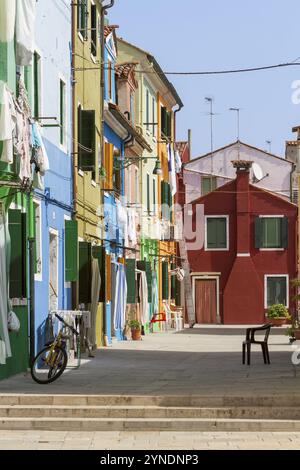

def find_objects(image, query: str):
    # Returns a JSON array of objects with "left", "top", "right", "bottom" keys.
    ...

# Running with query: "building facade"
[{"left": 186, "top": 161, "right": 298, "bottom": 325}]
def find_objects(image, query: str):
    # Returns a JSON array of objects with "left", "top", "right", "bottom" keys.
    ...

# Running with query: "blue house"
[{"left": 32, "top": 2, "right": 73, "bottom": 351}]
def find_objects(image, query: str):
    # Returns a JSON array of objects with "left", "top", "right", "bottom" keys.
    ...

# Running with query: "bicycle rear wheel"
[{"left": 30, "top": 345, "right": 68, "bottom": 384}]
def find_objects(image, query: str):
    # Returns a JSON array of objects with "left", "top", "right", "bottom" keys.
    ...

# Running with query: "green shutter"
[
  {"left": 162, "top": 261, "right": 169, "bottom": 300},
  {"left": 255, "top": 217, "right": 262, "bottom": 249},
  {"left": 21, "top": 213, "right": 27, "bottom": 298},
  {"left": 126, "top": 259, "right": 136, "bottom": 304},
  {"left": 8, "top": 210, "right": 23, "bottom": 298},
  {"left": 79, "top": 242, "right": 91, "bottom": 304},
  {"left": 207, "top": 218, "right": 226, "bottom": 249},
  {"left": 65, "top": 220, "right": 78, "bottom": 282},
  {"left": 166, "top": 111, "right": 172, "bottom": 139},
  {"left": 78, "top": 110, "right": 95, "bottom": 172},
  {"left": 161, "top": 181, "right": 170, "bottom": 220},
  {"left": 145, "top": 261, "right": 152, "bottom": 303},
  {"left": 282, "top": 217, "right": 289, "bottom": 248},
  {"left": 92, "top": 245, "right": 105, "bottom": 302},
  {"left": 171, "top": 263, "right": 176, "bottom": 300}
]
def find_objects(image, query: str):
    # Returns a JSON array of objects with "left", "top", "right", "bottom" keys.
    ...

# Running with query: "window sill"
[
  {"left": 78, "top": 169, "right": 84, "bottom": 177},
  {"left": 259, "top": 248, "right": 285, "bottom": 251},
  {"left": 91, "top": 180, "right": 97, "bottom": 187},
  {"left": 90, "top": 54, "right": 97, "bottom": 64},
  {"left": 204, "top": 248, "right": 230, "bottom": 252},
  {"left": 77, "top": 31, "right": 84, "bottom": 44}
]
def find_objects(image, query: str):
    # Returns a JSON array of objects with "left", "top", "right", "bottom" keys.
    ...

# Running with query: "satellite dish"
[{"left": 252, "top": 162, "right": 264, "bottom": 182}]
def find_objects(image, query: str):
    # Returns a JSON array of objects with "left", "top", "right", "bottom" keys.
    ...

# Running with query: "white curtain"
[
  {"left": 0, "top": 0, "right": 16, "bottom": 43},
  {"left": 139, "top": 271, "right": 148, "bottom": 326},
  {"left": 0, "top": 212, "right": 12, "bottom": 363},
  {"left": 90, "top": 258, "right": 101, "bottom": 348}
]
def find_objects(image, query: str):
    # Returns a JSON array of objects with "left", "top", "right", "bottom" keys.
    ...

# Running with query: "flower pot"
[
  {"left": 267, "top": 317, "right": 288, "bottom": 327},
  {"left": 131, "top": 328, "right": 141, "bottom": 341}
]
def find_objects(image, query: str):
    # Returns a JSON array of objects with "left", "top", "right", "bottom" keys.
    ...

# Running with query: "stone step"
[
  {"left": 1, "top": 394, "right": 299, "bottom": 407},
  {"left": 0, "top": 417, "right": 300, "bottom": 432},
  {"left": 0, "top": 405, "right": 300, "bottom": 420}
]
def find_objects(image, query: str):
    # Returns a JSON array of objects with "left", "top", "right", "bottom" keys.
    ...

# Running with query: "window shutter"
[
  {"left": 161, "top": 106, "right": 167, "bottom": 138},
  {"left": 166, "top": 111, "right": 172, "bottom": 139},
  {"left": 162, "top": 261, "right": 169, "bottom": 300},
  {"left": 145, "top": 261, "right": 152, "bottom": 303},
  {"left": 8, "top": 210, "right": 24, "bottom": 298},
  {"left": 161, "top": 181, "right": 170, "bottom": 220},
  {"left": 21, "top": 212, "right": 27, "bottom": 297},
  {"left": 281, "top": 217, "right": 289, "bottom": 248},
  {"left": 217, "top": 218, "right": 227, "bottom": 248},
  {"left": 65, "top": 220, "right": 78, "bottom": 282},
  {"left": 79, "top": 110, "right": 95, "bottom": 172},
  {"left": 79, "top": 242, "right": 91, "bottom": 304},
  {"left": 126, "top": 259, "right": 136, "bottom": 304},
  {"left": 255, "top": 217, "right": 262, "bottom": 249},
  {"left": 92, "top": 245, "right": 105, "bottom": 302},
  {"left": 105, "top": 143, "right": 114, "bottom": 190},
  {"left": 171, "top": 263, "right": 176, "bottom": 300}
]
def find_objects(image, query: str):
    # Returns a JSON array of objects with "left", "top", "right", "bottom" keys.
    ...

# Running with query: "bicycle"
[{"left": 31, "top": 313, "right": 80, "bottom": 384}]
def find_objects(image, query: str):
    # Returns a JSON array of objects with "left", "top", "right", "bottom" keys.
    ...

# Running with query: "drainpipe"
[{"left": 173, "top": 103, "right": 183, "bottom": 145}]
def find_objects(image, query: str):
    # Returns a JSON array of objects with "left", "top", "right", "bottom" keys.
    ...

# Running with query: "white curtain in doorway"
[
  {"left": 139, "top": 271, "right": 148, "bottom": 326},
  {"left": 0, "top": 212, "right": 12, "bottom": 363},
  {"left": 90, "top": 258, "right": 101, "bottom": 348},
  {"left": 113, "top": 264, "right": 127, "bottom": 333}
]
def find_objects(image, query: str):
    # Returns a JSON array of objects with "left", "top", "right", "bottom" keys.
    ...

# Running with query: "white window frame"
[
  {"left": 258, "top": 215, "right": 285, "bottom": 251},
  {"left": 205, "top": 215, "right": 229, "bottom": 251},
  {"left": 264, "top": 274, "right": 289, "bottom": 309},
  {"left": 34, "top": 199, "right": 43, "bottom": 282},
  {"left": 59, "top": 75, "right": 67, "bottom": 152}
]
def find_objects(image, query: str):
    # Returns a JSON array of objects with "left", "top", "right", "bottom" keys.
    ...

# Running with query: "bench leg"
[
  {"left": 261, "top": 344, "right": 267, "bottom": 364},
  {"left": 242, "top": 343, "right": 246, "bottom": 364},
  {"left": 265, "top": 344, "right": 270, "bottom": 364}
]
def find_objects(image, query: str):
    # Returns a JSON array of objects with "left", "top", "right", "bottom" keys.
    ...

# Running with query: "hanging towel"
[
  {"left": 113, "top": 264, "right": 127, "bottom": 339},
  {"left": 175, "top": 150, "right": 182, "bottom": 173},
  {"left": 139, "top": 271, "right": 148, "bottom": 326},
  {"left": 0, "top": 0, "right": 16, "bottom": 43},
  {"left": 0, "top": 340, "right": 6, "bottom": 365},
  {"left": 127, "top": 209, "right": 137, "bottom": 245},
  {"left": 168, "top": 144, "right": 177, "bottom": 197},
  {"left": 15, "top": 0, "right": 36, "bottom": 66},
  {"left": 31, "top": 122, "right": 50, "bottom": 174}
]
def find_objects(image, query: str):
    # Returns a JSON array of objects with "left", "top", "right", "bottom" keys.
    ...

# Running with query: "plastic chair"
[{"left": 242, "top": 323, "right": 272, "bottom": 365}]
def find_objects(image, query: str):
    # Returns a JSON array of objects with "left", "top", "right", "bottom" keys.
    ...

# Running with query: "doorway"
[
  {"left": 49, "top": 230, "right": 59, "bottom": 313},
  {"left": 193, "top": 277, "right": 219, "bottom": 324}
]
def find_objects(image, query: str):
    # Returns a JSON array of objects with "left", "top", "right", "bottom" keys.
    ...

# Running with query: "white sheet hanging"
[
  {"left": 168, "top": 144, "right": 177, "bottom": 197},
  {"left": 90, "top": 259, "right": 101, "bottom": 347},
  {"left": 0, "top": 0, "right": 16, "bottom": 43},
  {"left": 15, "top": 0, "right": 36, "bottom": 66},
  {"left": 0, "top": 81, "right": 16, "bottom": 164},
  {"left": 139, "top": 271, "right": 148, "bottom": 326},
  {"left": 0, "top": 213, "right": 12, "bottom": 362}
]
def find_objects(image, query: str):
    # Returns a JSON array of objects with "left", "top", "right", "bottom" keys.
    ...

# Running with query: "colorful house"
[
  {"left": 32, "top": 0, "right": 73, "bottom": 354},
  {"left": 72, "top": 0, "right": 105, "bottom": 348},
  {"left": 117, "top": 37, "right": 183, "bottom": 330},
  {"left": 186, "top": 160, "right": 298, "bottom": 325}
]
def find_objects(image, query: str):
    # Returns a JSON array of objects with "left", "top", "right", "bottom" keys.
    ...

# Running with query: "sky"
[{"left": 110, "top": 0, "right": 300, "bottom": 159}]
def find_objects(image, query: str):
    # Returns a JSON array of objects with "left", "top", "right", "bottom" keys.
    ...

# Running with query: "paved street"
[
  {"left": 0, "top": 326, "right": 299, "bottom": 396},
  {"left": 1, "top": 430, "right": 300, "bottom": 450}
]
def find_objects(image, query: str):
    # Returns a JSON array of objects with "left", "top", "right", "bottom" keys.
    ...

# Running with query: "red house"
[{"left": 187, "top": 160, "right": 298, "bottom": 324}]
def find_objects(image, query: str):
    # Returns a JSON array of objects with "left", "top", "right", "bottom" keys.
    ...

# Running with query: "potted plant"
[
  {"left": 128, "top": 320, "right": 142, "bottom": 341},
  {"left": 266, "top": 304, "right": 290, "bottom": 327}
]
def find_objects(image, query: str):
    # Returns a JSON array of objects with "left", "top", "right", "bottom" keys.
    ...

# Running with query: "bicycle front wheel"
[{"left": 30, "top": 345, "right": 68, "bottom": 384}]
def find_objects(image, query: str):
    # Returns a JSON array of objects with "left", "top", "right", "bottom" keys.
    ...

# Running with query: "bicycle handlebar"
[{"left": 55, "top": 314, "right": 79, "bottom": 336}]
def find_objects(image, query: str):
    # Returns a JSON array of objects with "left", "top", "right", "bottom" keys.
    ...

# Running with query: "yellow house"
[{"left": 72, "top": 0, "right": 104, "bottom": 347}]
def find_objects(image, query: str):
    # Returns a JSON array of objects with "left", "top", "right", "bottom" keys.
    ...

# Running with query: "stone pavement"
[
  {"left": 0, "top": 326, "right": 299, "bottom": 396},
  {"left": 1, "top": 430, "right": 300, "bottom": 450}
]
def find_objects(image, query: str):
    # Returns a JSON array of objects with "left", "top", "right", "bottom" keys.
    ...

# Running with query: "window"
[
  {"left": 34, "top": 201, "right": 42, "bottom": 280},
  {"left": 77, "top": 107, "right": 96, "bottom": 176},
  {"left": 265, "top": 275, "right": 288, "bottom": 308},
  {"left": 161, "top": 106, "right": 171, "bottom": 139},
  {"left": 65, "top": 220, "right": 78, "bottom": 282},
  {"left": 147, "top": 173, "right": 150, "bottom": 213},
  {"left": 91, "top": 4, "right": 97, "bottom": 57},
  {"left": 153, "top": 178, "right": 156, "bottom": 214},
  {"left": 146, "top": 90, "right": 150, "bottom": 131},
  {"left": 255, "top": 216, "right": 288, "bottom": 249},
  {"left": 202, "top": 176, "right": 217, "bottom": 196},
  {"left": 205, "top": 216, "right": 228, "bottom": 250},
  {"left": 33, "top": 51, "right": 41, "bottom": 119},
  {"left": 77, "top": 0, "right": 88, "bottom": 39},
  {"left": 152, "top": 97, "right": 155, "bottom": 136},
  {"left": 59, "top": 79, "right": 66, "bottom": 147}
]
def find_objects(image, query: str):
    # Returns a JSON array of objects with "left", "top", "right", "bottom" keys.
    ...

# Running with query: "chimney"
[
  {"left": 223, "top": 159, "right": 264, "bottom": 324},
  {"left": 232, "top": 160, "right": 253, "bottom": 255}
]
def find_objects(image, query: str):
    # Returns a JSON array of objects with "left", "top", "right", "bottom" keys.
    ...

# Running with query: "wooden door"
[{"left": 195, "top": 279, "right": 217, "bottom": 324}]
